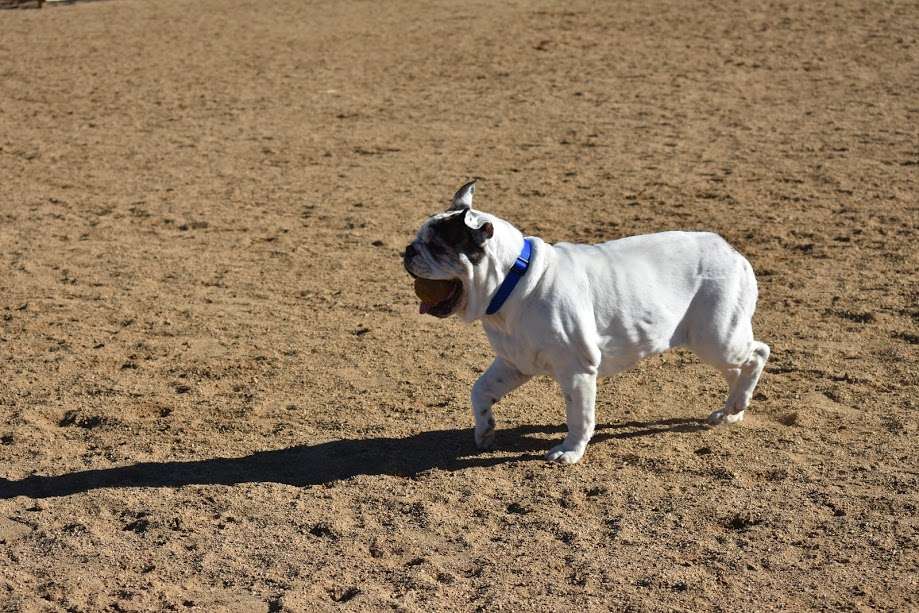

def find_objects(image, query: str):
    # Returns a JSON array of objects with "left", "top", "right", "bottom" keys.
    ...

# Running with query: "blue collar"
[{"left": 485, "top": 238, "right": 533, "bottom": 315}]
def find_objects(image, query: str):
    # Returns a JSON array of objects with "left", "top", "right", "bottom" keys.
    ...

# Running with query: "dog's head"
[{"left": 403, "top": 181, "right": 524, "bottom": 321}]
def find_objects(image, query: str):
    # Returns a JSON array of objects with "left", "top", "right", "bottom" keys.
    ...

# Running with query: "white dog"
[{"left": 403, "top": 181, "right": 770, "bottom": 464}]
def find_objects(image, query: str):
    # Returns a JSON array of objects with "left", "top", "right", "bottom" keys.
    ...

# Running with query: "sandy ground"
[{"left": 1, "top": 0, "right": 917, "bottom": 610}]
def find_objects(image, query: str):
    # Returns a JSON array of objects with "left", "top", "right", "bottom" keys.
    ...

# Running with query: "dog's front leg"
[
  {"left": 471, "top": 358, "right": 531, "bottom": 450},
  {"left": 546, "top": 371, "right": 597, "bottom": 464}
]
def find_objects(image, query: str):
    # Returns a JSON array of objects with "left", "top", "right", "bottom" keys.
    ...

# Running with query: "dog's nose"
[{"left": 403, "top": 243, "right": 419, "bottom": 275}]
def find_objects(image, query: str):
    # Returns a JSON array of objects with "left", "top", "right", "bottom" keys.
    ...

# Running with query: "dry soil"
[{"left": 1, "top": 1, "right": 917, "bottom": 611}]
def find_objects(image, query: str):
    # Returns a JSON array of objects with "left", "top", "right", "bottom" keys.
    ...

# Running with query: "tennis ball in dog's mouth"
[{"left": 414, "top": 278, "right": 457, "bottom": 305}]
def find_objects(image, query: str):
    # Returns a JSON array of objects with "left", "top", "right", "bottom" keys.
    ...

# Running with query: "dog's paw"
[
  {"left": 707, "top": 409, "right": 745, "bottom": 426},
  {"left": 474, "top": 425, "right": 496, "bottom": 450},
  {"left": 545, "top": 444, "right": 585, "bottom": 464}
]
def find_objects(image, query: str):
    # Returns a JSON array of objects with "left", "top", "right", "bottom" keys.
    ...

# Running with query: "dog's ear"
[
  {"left": 464, "top": 209, "right": 494, "bottom": 242},
  {"left": 449, "top": 180, "right": 476, "bottom": 211}
]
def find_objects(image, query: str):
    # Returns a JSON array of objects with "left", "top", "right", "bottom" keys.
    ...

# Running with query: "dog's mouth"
[{"left": 419, "top": 279, "right": 464, "bottom": 318}]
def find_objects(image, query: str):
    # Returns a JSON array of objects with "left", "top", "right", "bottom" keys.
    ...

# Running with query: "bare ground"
[{"left": 1, "top": 0, "right": 917, "bottom": 610}]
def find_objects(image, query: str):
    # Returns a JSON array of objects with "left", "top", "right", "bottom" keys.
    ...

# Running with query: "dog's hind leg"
[
  {"left": 707, "top": 341, "right": 770, "bottom": 425},
  {"left": 685, "top": 257, "right": 769, "bottom": 425},
  {"left": 471, "top": 358, "right": 531, "bottom": 450}
]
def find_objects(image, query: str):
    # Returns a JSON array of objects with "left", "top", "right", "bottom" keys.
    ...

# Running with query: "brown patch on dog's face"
[
  {"left": 427, "top": 210, "right": 488, "bottom": 265},
  {"left": 403, "top": 210, "right": 492, "bottom": 279}
]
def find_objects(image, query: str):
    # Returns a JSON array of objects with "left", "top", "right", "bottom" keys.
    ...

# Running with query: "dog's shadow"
[{"left": 0, "top": 418, "right": 706, "bottom": 499}]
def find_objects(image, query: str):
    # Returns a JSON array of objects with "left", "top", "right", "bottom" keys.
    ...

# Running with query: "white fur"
[{"left": 451, "top": 213, "right": 767, "bottom": 464}]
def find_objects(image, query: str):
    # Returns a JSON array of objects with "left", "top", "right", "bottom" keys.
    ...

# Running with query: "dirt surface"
[{"left": 1, "top": 0, "right": 917, "bottom": 610}]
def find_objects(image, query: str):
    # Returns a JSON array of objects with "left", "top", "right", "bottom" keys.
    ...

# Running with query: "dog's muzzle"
[{"left": 403, "top": 243, "right": 419, "bottom": 277}]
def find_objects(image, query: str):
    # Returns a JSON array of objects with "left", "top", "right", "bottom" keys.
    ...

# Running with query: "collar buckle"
[{"left": 512, "top": 254, "right": 530, "bottom": 273}]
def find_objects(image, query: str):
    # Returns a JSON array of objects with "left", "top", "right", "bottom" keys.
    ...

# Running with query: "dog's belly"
[
  {"left": 486, "top": 326, "right": 674, "bottom": 378},
  {"left": 593, "top": 301, "right": 695, "bottom": 376},
  {"left": 593, "top": 311, "right": 686, "bottom": 376},
  {"left": 487, "top": 332, "right": 673, "bottom": 379},
  {"left": 596, "top": 339, "right": 666, "bottom": 377}
]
